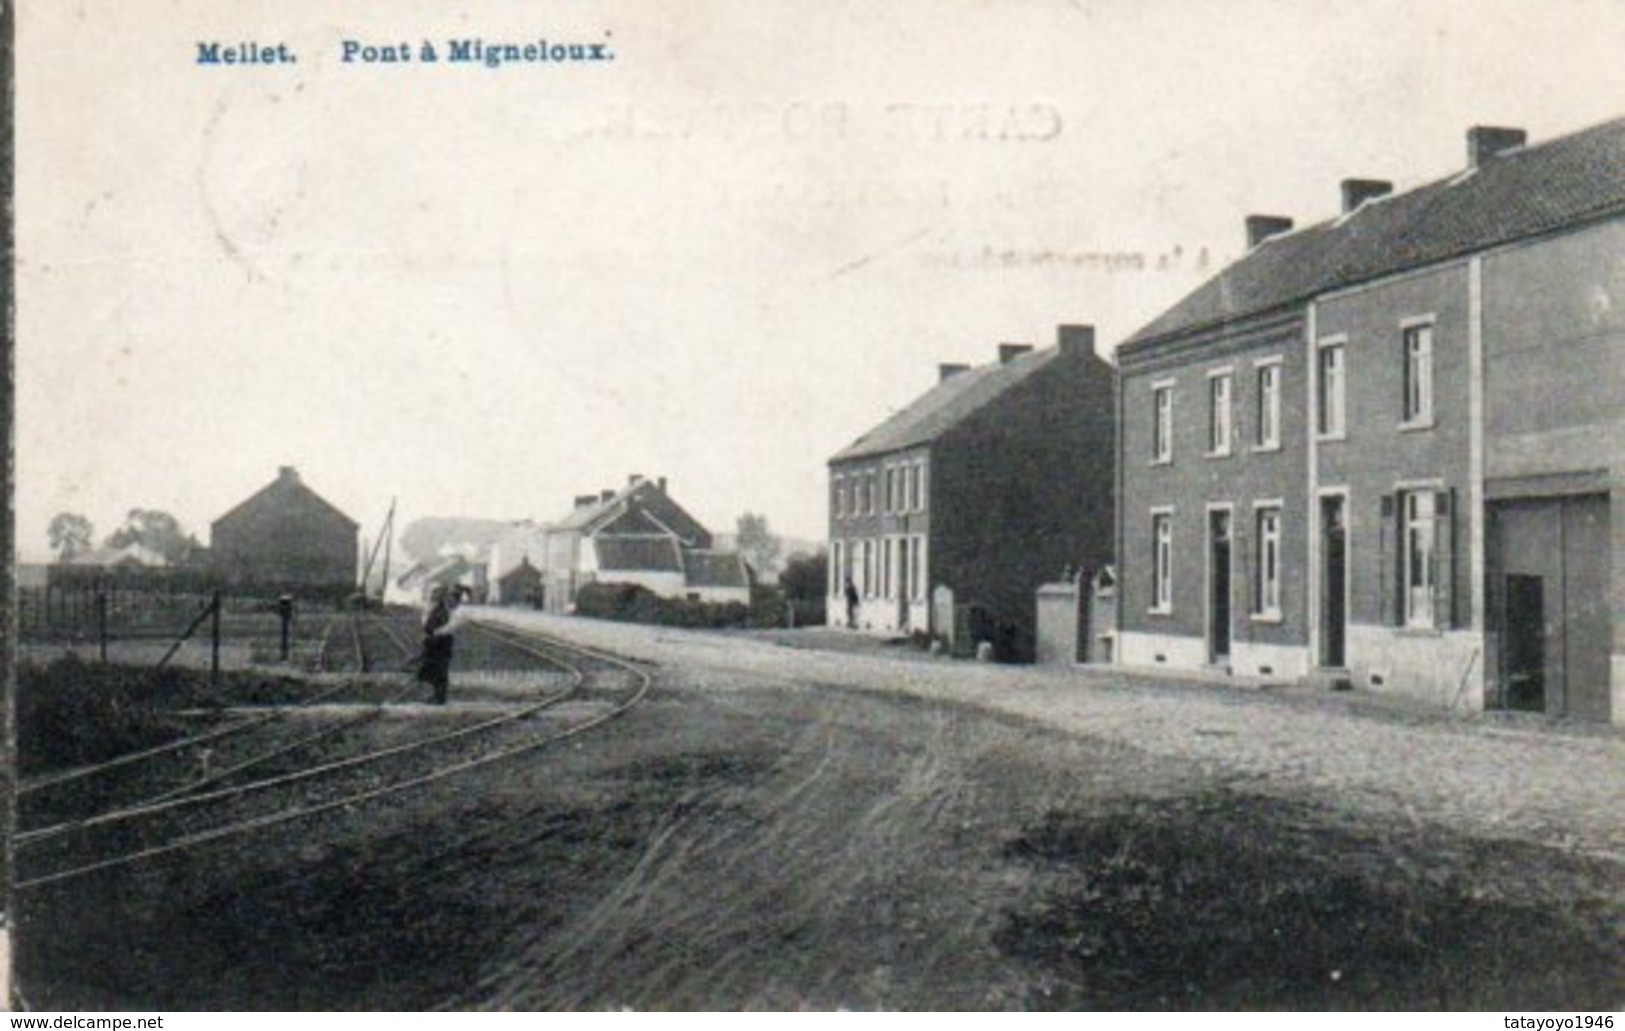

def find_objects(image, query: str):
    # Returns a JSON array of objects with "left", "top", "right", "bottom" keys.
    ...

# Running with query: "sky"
[{"left": 15, "top": 0, "right": 1625, "bottom": 560}]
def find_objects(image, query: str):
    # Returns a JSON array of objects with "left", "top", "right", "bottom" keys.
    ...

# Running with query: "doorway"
[
  {"left": 1208, "top": 510, "right": 1232, "bottom": 665},
  {"left": 1320, "top": 495, "right": 1347, "bottom": 668},
  {"left": 1503, "top": 574, "right": 1545, "bottom": 711}
]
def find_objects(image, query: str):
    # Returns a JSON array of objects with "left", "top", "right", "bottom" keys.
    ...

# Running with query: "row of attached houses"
[{"left": 829, "top": 117, "right": 1625, "bottom": 724}]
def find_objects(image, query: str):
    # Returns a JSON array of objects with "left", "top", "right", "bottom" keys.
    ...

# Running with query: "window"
[
  {"left": 1151, "top": 511, "right": 1173, "bottom": 612},
  {"left": 1317, "top": 341, "right": 1345, "bottom": 438},
  {"left": 1254, "top": 507, "right": 1281, "bottom": 616},
  {"left": 1402, "top": 322, "right": 1434, "bottom": 425},
  {"left": 834, "top": 476, "right": 846, "bottom": 517},
  {"left": 917, "top": 462, "right": 928, "bottom": 510},
  {"left": 908, "top": 463, "right": 920, "bottom": 511},
  {"left": 862, "top": 540, "right": 875, "bottom": 598},
  {"left": 910, "top": 536, "right": 924, "bottom": 600},
  {"left": 866, "top": 474, "right": 876, "bottom": 514},
  {"left": 1152, "top": 383, "right": 1173, "bottom": 462},
  {"left": 1255, "top": 361, "right": 1281, "bottom": 449},
  {"left": 880, "top": 539, "right": 891, "bottom": 598},
  {"left": 830, "top": 541, "right": 843, "bottom": 595},
  {"left": 1207, "top": 372, "right": 1232, "bottom": 455},
  {"left": 1402, "top": 491, "right": 1436, "bottom": 627}
]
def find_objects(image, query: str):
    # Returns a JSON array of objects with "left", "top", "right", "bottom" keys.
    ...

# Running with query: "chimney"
[
  {"left": 657, "top": 476, "right": 668, "bottom": 493},
  {"left": 574, "top": 494, "right": 598, "bottom": 509},
  {"left": 1340, "top": 178, "right": 1393, "bottom": 213},
  {"left": 998, "top": 343, "right": 1034, "bottom": 365},
  {"left": 1467, "top": 125, "right": 1526, "bottom": 168},
  {"left": 277, "top": 465, "right": 301, "bottom": 484},
  {"left": 1057, "top": 324, "right": 1095, "bottom": 360},
  {"left": 938, "top": 363, "right": 971, "bottom": 382},
  {"left": 628, "top": 474, "right": 644, "bottom": 487},
  {"left": 600, "top": 489, "right": 615, "bottom": 503},
  {"left": 1245, "top": 215, "right": 1294, "bottom": 248}
]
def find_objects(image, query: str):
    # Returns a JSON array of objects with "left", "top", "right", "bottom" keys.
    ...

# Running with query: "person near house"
[
  {"left": 844, "top": 576, "right": 860, "bottom": 629},
  {"left": 418, "top": 584, "right": 469, "bottom": 705}
]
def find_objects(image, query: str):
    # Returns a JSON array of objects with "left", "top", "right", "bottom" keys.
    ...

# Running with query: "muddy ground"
[{"left": 16, "top": 643, "right": 1624, "bottom": 1012}]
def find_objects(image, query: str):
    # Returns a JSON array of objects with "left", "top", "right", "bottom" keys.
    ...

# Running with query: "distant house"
[
  {"left": 827, "top": 325, "right": 1117, "bottom": 659},
  {"left": 210, "top": 466, "right": 360, "bottom": 599},
  {"left": 495, "top": 557, "right": 545, "bottom": 608},
  {"left": 542, "top": 475, "right": 750, "bottom": 611},
  {"left": 396, "top": 553, "right": 487, "bottom": 605},
  {"left": 484, "top": 520, "right": 548, "bottom": 605}
]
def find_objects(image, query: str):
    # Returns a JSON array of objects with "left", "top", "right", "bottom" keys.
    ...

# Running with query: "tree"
[
  {"left": 780, "top": 549, "right": 828, "bottom": 604},
  {"left": 105, "top": 508, "right": 194, "bottom": 565},
  {"left": 47, "top": 512, "right": 94, "bottom": 561},
  {"left": 734, "top": 512, "right": 783, "bottom": 578}
]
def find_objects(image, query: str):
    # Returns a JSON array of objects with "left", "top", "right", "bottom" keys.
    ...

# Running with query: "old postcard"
[{"left": 8, "top": 0, "right": 1624, "bottom": 1014}]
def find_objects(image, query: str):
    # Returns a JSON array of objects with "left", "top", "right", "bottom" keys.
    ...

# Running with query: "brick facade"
[
  {"left": 210, "top": 467, "right": 359, "bottom": 597},
  {"left": 829, "top": 325, "right": 1115, "bottom": 660}
]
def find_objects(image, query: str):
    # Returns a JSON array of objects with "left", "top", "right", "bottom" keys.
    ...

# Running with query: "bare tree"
[{"left": 735, "top": 512, "right": 783, "bottom": 577}]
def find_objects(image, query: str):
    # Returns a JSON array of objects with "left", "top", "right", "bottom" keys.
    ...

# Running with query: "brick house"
[
  {"left": 210, "top": 466, "right": 359, "bottom": 598},
  {"left": 826, "top": 325, "right": 1116, "bottom": 659},
  {"left": 1117, "top": 118, "right": 1625, "bottom": 723}
]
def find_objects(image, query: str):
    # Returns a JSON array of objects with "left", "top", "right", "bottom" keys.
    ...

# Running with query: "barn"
[{"left": 210, "top": 466, "right": 360, "bottom": 599}]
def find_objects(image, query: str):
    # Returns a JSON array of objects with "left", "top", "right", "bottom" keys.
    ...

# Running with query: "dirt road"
[{"left": 16, "top": 614, "right": 1625, "bottom": 1009}]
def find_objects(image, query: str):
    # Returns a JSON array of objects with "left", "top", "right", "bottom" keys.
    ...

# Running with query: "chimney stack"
[
  {"left": 998, "top": 343, "right": 1034, "bottom": 365},
  {"left": 1340, "top": 178, "right": 1393, "bottom": 213},
  {"left": 628, "top": 474, "right": 644, "bottom": 487},
  {"left": 1467, "top": 126, "right": 1526, "bottom": 168},
  {"left": 938, "top": 363, "right": 971, "bottom": 382},
  {"left": 1245, "top": 215, "right": 1295, "bottom": 248},
  {"left": 277, "top": 465, "right": 300, "bottom": 484},
  {"left": 574, "top": 494, "right": 598, "bottom": 509},
  {"left": 600, "top": 489, "right": 615, "bottom": 503},
  {"left": 657, "top": 476, "right": 668, "bottom": 493},
  {"left": 1057, "top": 324, "right": 1095, "bottom": 360}
]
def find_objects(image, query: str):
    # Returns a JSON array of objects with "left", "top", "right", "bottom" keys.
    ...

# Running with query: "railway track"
[
  {"left": 15, "top": 620, "right": 653, "bottom": 891},
  {"left": 17, "top": 613, "right": 426, "bottom": 822}
]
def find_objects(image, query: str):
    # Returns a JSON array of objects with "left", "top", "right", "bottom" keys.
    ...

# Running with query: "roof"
[
  {"left": 830, "top": 348, "right": 1058, "bottom": 463},
  {"left": 213, "top": 468, "right": 359, "bottom": 531},
  {"left": 682, "top": 550, "right": 750, "bottom": 589},
  {"left": 1125, "top": 116, "right": 1625, "bottom": 349},
  {"left": 595, "top": 536, "right": 684, "bottom": 572}
]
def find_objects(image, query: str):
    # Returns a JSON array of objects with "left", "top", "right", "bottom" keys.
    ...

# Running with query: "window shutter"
[
  {"left": 1378, "top": 494, "right": 1397, "bottom": 626},
  {"left": 1435, "top": 488, "right": 1456, "bottom": 630}
]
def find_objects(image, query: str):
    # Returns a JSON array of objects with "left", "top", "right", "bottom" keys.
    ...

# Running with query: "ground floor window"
[
  {"left": 1151, "top": 511, "right": 1173, "bottom": 612},
  {"left": 910, "top": 536, "right": 925, "bottom": 601},
  {"left": 1254, "top": 506, "right": 1281, "bottom": 616},
  {"left": 1402, "top": 490, "right": 1436, "bottom": 627}
]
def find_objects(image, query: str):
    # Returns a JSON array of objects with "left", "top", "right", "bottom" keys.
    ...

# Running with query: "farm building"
[
  {"left": 1116, "top": 118, "right": 1625, "bottom": 723},
  {"left": 210, "top": 466, "right": 360, "bottom": 599},
  {"left": 541, "top": 475, "right": 750, "bottom": 611},
  {"left": 826, "top": 325, "right": 1117, "bottom": 660}
]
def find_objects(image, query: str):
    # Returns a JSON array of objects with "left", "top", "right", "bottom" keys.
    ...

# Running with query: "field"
[{"left": 13, "top": 613, "right": 1625, "bottom": 1010}]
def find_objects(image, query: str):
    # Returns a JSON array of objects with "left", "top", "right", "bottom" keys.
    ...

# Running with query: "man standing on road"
[
  {"left": 844, "top": 576, "right": 860, "bottom": 630},
  {"left": 418, "top": 584, "right": 469, "bottom": 705}
]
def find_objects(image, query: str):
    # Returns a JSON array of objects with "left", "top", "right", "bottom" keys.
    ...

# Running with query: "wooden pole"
[
  {"left": 96, "top": 582, "right": 108, "bottom": 663},
  {"left": 210, "top": 590, "right": 222, "bottom": 684}
]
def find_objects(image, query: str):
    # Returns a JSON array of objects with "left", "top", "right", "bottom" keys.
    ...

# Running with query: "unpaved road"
[{"left": 16, "top": 614, "right": 1625, "bottom": 1010}]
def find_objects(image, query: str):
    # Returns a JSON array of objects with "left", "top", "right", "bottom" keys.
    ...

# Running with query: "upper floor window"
[
  {"left": 1402, "top": 322, "right": 1434, "bottom": 426},
  {"left": 1152, "top": 383, "right": 1174, "bottom": 463},
  {"left": 1206, "top": 371, "right": 1232, "bottom": 456},
  {"left": 833, "top": 476, "right": 846, "bottom": 517},
  {"left": 1255, "top": 360, "right": 1281, "bottom": 450},
  {"left": 1317, "top": 340, "right": 1346, "bottom": 439}
]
